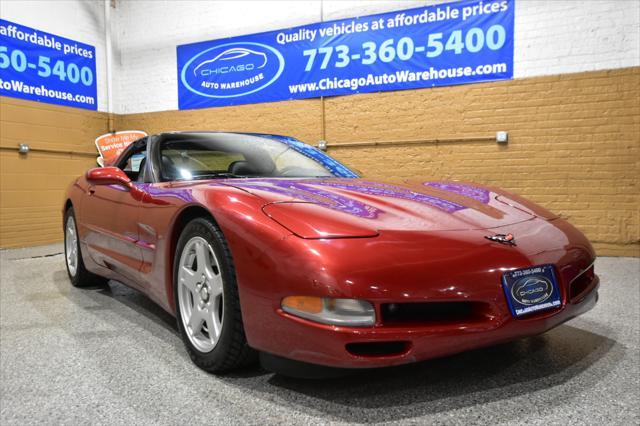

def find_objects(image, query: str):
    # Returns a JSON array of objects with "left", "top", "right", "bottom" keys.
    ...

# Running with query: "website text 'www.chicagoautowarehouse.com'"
[
  {"left": 288, "top": 62, "right": 508, "bottom": 94},
  {"left": 0, "top": 78, "right": 95, "bottom": 105}
]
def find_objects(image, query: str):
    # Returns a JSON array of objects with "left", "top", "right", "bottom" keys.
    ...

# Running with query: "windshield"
[{"left": 159, "top": 133, "right": 358, "bottom": 181}]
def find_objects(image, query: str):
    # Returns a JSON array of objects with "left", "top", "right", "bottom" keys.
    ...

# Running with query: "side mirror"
[
  {"left": 86, "top": 167, "right": 132, "bottom": 187},
  {"left": 86, "top": 167, "right": 147, "bottom": 201}
]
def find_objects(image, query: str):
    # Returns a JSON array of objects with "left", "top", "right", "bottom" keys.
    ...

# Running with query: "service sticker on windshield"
[{"left": 502, "top": 264, "right": 562, "bottom": 318}]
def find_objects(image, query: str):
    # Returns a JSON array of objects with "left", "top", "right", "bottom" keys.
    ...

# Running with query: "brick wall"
[
  {"left": 0, "top": 97, "right": 109, "bottom": 247},
  {"left": 1, "top": 67, "right": 637, "bottom": 254},
  {"left": 113, "top": 67, "right": 640, "bottom": 257}
]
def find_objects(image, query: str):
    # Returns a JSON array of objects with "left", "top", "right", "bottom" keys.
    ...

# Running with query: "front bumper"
[
  {"left": 237, "top": 217, "right": 599, "bottom": 368},
  {"left": 267, "top": 278, "right": 598, "bottom": 368}
]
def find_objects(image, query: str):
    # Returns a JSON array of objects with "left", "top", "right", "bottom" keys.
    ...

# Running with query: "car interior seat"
[{"left": 228, "top": 160, "right": 259, "bottom": 176}]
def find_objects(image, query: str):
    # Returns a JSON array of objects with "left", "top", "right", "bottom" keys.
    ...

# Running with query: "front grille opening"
[
  {"left": 380, "top": 301, "right": 490, "bottom": 325},
  {"left": 570, "top": 265, "right": 595, "bottom": 301},
  {"left": 346, "top": 341, "right": 410, "bottom": 357}
]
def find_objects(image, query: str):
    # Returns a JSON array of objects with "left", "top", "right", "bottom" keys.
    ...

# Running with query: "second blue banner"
[{"left": 177, "top": 0, "right": 514, "bottom": 110}]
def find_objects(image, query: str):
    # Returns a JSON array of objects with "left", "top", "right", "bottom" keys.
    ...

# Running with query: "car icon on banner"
[{"left": 193, "top": 47, "right": 267, "bottom": 77}]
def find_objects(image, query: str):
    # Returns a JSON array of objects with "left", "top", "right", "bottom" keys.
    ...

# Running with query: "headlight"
[{"left": 281, "top": 296, "right": 375, "bottom": 327}]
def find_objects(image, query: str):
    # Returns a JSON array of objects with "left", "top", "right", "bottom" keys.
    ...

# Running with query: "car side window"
[
  {"left": 123, "top": 153, "right": 146, "bottom": 181},
  {"left": 117, "top": 143, "right": 147, "bottom": 181}
]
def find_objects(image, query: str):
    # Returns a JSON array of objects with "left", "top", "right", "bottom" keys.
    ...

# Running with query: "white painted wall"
[
  {"left": 0, "top": 0, "right": 111, "bottom": 112},
  {"left": 112, "top": 0, "right": 640, "bottom": 114},
  {"left": 514, "top": 0, "right": 640, "bottom": 77},
  {"left": 2, "top": 0, "right": 639, "bottom": 114},
  {"left": 111, "top": 0, "right": 323, "bottom": 114}
]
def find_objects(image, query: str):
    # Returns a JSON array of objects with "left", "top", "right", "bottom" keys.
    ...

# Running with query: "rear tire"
[
  {"left": 64, "top": 207, "right": 108, "bottom": 288},
  {"left": 174, "top": 217, "right": 256, "bottom": 373}
]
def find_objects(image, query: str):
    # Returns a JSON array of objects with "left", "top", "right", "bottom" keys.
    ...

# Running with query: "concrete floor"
[{"left": 1, "top": 244, "right": 638, "bottom": 425}]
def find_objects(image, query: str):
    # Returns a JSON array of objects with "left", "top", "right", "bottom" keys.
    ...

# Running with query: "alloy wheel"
[
  {"left": 65, "top": 215, "right": 78, "bottom": 277},
  {"left": 178, "top": 236, "right": 224, "bottom": 353}
]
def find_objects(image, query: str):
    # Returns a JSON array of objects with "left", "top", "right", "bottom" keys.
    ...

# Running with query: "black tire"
[
  {"left": 174, "top": 217, "right": 256, "bottom": 373},
  {"left": 63, "top": 207, "right": 108, "bottom": 288}
]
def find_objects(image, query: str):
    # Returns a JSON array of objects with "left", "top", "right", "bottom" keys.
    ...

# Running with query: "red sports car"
[{"left": 62, "top": 132, "right": 599, "bottom": 374}]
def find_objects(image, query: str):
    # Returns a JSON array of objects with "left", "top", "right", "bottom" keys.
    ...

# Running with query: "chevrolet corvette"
[{"left": 62, "top": 132, "right": 599, "bottom": 374}]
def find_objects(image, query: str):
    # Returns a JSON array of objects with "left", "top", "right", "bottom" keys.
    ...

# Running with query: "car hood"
[{"left": 222, "top": 178, "right": 541, "bottom": 236}]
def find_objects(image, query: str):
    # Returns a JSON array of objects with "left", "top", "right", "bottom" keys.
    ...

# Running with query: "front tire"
[
  {"left": 64, "top": 207, "right": 108, "bottom": 287},
  {"left": 174, "top": 217, "right": 256, "bottom": 373}
]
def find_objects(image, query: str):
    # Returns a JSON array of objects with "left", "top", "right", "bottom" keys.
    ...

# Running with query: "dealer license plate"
[{"left": 502, "top": 264, "right": 562, "bottom": 318}]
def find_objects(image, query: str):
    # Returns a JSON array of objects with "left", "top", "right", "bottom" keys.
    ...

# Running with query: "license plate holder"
[{"left": 502, "top": 264, "right": 561, "bottom": 318}]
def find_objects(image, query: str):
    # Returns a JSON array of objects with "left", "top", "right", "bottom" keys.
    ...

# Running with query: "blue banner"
[
  {"left": 177, "top": 0, "right": 514, "bottom": 110},
  {"left": 0, "top": 19, "right": 97, "bottom": 110}
]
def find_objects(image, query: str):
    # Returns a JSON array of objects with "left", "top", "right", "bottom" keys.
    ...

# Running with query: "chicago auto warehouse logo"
[
  {"left": 181, "top": 42, "right": 284, "bottom": 98},
  {"left": 511, "top": 276, "right": 554, "bottom": 306}
]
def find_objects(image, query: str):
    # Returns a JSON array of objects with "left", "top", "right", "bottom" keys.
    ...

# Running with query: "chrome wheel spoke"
[
  {"left": 188, "top": 308, "right": 205, "bottom": 335},
  {"left": 209, "top": 275, "right": 223, "bottom": 298},
  {"left": 206, "top": 302, "right": 222, "bottom": 343},
  {"left": 203, "top": 265, "right": 216, "bottom": 282},
  {"left": 180, "top": 266, "right": 199, "bottom": 293},
  {"left": 194, "top": 241, "right": 208, "bottom": 274},
  {"left": 207, "top": 312, "right": 222, "bottom": 344}
]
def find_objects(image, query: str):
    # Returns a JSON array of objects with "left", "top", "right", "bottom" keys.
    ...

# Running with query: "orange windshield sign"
[{"left": 95, "top": 131, "right": 147, "bottom": 166}]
